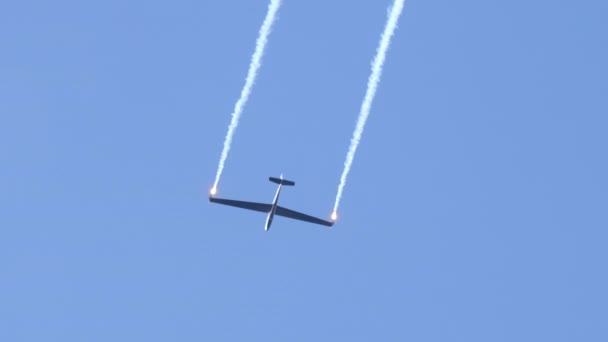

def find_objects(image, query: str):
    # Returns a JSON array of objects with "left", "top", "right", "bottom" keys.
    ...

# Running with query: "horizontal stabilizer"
[{"left": 269, "top": 176, "right": 295, "bottom": 186}]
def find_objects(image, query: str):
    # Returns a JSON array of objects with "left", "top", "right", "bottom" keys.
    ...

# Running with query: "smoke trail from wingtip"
[
  {"left": 333, "top": 0, "right": 405, "bottom": 213},
  {"left": 213, "top": 0, "right": 282, "bottom": 189}
]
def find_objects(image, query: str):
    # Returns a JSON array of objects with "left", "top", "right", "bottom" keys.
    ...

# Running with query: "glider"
[{"left": 209, "top": 175, "right": 335, "bottom": 231}]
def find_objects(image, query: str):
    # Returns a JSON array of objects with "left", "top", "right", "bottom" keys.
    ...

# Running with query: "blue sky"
[{"left": 1, "top": 0, "right": 607, "bottom": 340}]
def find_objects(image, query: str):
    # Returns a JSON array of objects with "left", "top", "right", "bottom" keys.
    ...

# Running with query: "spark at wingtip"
[
  {"left": 331, "top": 212, "right": 338, "bottom": 221},
  {"left": 210, "top": 187, "right": 217, "bottom": 196}
]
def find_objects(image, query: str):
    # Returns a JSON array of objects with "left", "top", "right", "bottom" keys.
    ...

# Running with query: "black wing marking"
[
  {"left": 209, "top": 197, "right": 272, "bottom": 213},
  {"left": 274, "top": 206, "right": 334, "bottom": 227}
]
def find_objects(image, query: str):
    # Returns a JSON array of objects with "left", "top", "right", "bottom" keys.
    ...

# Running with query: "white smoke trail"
[
  {"left": 212, "top": 0, "right": 282, "bottom": 192},
  {"left": 333, "top": 0, "right": 405, "bottom": 214}
]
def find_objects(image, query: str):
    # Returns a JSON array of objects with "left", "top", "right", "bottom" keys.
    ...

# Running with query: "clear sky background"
[{"left": 1, "top": 0, "right": 607, "bottom": 340}]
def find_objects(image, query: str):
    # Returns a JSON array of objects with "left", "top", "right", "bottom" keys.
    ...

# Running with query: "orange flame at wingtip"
[{"left": 331, "top": 211, "right": 338, "bottom": 221}]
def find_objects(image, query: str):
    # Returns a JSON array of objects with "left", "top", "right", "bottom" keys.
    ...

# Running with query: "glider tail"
[{"left": 269, "top": 176, "right": 295, "bottom": 186}]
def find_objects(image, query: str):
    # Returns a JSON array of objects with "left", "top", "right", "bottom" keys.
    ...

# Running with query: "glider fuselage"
[{"left": 265, "top": 182, "right": 283, "bottom": 231}]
